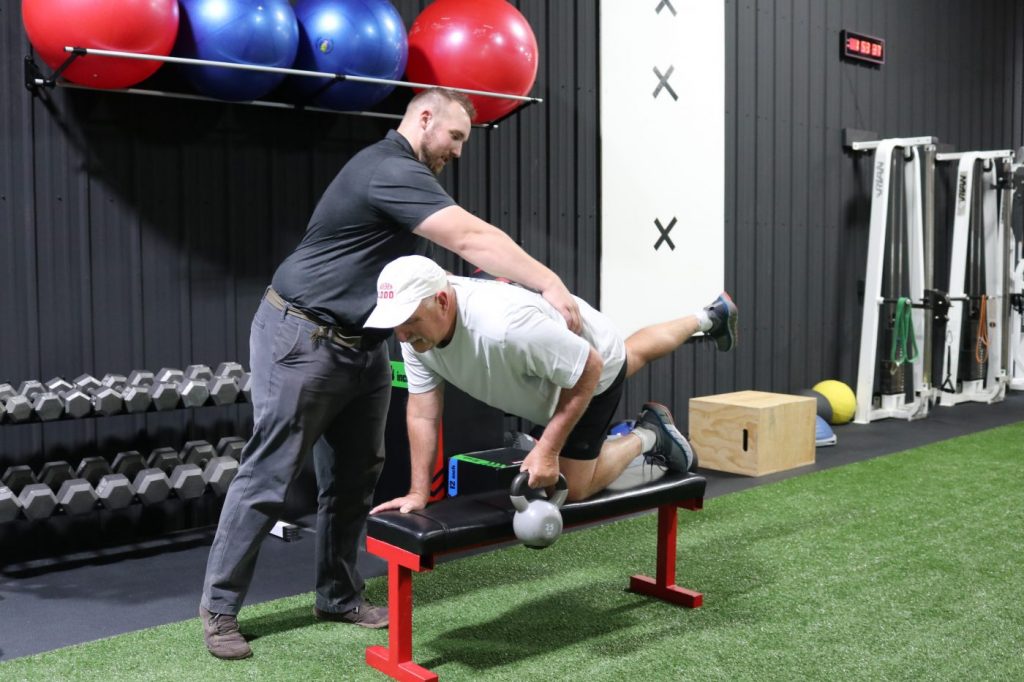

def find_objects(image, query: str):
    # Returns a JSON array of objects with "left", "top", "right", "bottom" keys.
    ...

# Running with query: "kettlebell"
[{"left": 510, "top": 472, "right": 569, "bottom": 549}]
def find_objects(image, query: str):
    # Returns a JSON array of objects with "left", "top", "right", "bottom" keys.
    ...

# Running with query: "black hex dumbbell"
[
  {"left": 216, "top": 436, "right": 246, "bottom": 461},
  {"left": 209, "top": 362, "right": 248, "bottom": 406},
  {"left": 127, "top": 370, "right": 180, "bottom": 411},
  {"left": 1, "top": 382, "right": 33, "bottom": 423},
  {"left": 155, "top": 368, "right": 209, "bottom": 408},
  {"left": 76, "top": 457, "right": 135, "bottom": 510},
  {"left": 2, "top": 465, "right": 58, "bottom": 520},
  {"left": 185, "top": 364, "right": 223, "bottom": 405},
  {"left": 39, "top": 461, "right": 98, "bottom": 515},
  {"left": 0, "top": 481, "right": 23, "bottom": 522},
  {"left": 73, "top": 374, "right": 123, "bottom": 416},
  {"left": 16, "top": 380, "right": 44, "bottom": 402},
  {"left": 182, "top": 440, "right": 238, "bottom": 495},
  {"left": 206, "top": 364, "right": 242, "bottom": 406},
  {"left": 238, "top": 373, "right": 252, "bottom": 402},
  {"left": 18, "top": 380, "right": 64, "bottom": 422},
  {"left": 186, "top": 364, "right": 241, "bottom": 405},
  {"left": 100, "top": 374, "right": 152, "bottom": 414},
  {"left": 0, "top": 383, "right": 11, "bottom": 424},
  {"left": 215, "top": 362, "right": 244, "bottom": 380},
  {"left": 148, "top": 447, "right": 205, "bottom": 499},
  {"left": 44, "top": 378, "right": 93, "bottom": 419},
  {"left": 112, "top": 451, "right": 170, "bottom": 505}
]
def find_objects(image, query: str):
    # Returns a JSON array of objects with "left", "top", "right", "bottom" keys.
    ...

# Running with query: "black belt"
[{"left": 264, "top": 287, "right": 381, "bottom": 350}]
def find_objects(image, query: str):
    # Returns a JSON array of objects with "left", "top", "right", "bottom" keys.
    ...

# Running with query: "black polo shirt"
[{"left": 271, "top": 130, "right": 456, "bottom": 330}]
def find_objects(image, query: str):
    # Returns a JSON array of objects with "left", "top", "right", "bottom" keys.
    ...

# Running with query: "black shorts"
[{"left": 532, "top": 361, "right": 628, "bottom": 461}]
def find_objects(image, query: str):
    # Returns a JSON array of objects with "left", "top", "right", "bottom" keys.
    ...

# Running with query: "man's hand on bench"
[{"left": 370, "top": 491, "right": 429, "bottom": 515}]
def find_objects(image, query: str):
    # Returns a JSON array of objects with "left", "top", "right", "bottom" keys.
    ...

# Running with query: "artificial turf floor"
[{"left": 2, "top": 422, "right": 1022, "bottom": 681}]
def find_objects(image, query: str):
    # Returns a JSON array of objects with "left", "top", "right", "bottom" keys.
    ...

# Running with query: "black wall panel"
[
  {"left": 1, "top": 1, "right": 1022, "bottom": 558},
  {"left": 716, "top": 0, "right": 1023, "bottom": 402},
  {"left": 0, "top": 1, "right": 601, "bottom": 559}
]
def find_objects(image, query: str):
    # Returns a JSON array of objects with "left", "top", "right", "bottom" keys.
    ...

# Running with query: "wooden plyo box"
[{"left": 688, "top": 391, "right": 815, "bottom": 476}]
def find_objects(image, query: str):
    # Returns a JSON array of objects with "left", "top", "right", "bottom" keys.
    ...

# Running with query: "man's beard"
[
  {"left": 422, "top": 146, "right": 448, "bottom": 175},
  {"left": 421, "top": 130, "right": 450, "bottom": 175}
]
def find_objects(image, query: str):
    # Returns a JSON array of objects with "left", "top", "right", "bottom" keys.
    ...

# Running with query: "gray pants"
[{"left": 201, "top": 296, "right": 391, "bottom": 615}]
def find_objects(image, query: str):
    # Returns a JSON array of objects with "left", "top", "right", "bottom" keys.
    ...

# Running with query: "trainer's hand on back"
[
  {"left": 521, "top": 444, "right": 560, "bottom": 489},
  {"left": 541, "top": 280, "right": 582, "bottom": 334},
  {"left": 370, "top": 492, "right": 428, "bottom": 515}
]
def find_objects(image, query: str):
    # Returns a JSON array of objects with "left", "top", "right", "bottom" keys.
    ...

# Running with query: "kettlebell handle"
[{"left": 509, "top": 471, "right": 569, "bottom": 512}]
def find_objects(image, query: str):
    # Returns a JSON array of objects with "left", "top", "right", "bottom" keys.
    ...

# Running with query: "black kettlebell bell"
[{"left": 510, "top": 472, "right": 568, "bottom": 549}]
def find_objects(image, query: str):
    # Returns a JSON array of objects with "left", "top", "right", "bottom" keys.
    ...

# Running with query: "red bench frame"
[{"left": 365, "top": 498, "right": 703, "bottom": 681}]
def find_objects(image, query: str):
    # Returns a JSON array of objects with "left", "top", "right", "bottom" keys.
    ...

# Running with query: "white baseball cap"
[{"left": 364, "top": 256, "right": 449, "bottom": 328}]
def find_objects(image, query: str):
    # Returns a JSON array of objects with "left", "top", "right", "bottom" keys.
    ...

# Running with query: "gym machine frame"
[
  {"left": 1006, "top": 155, "right": 1024, "bottom": 391},
  {"left": 24, "top": 46, "right": 543, "bottom": 129},
  {"left": 848, "top": 137, "right": 936, "bottom": 424},
  {"left": 1010, "top": 242, "right": 1024, "bottom": 390},
  {"left": 934, "top": 150, "right": 1014, "bottom": 406}
]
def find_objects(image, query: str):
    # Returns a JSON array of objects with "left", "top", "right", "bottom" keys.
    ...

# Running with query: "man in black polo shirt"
[{"left": 199, "top": 88, "right": 582, "bottom": 660}]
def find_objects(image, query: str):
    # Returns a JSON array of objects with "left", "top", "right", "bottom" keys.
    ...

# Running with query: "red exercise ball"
[
  {"left": 23, "top": 0, "right": 179, "bottom": 89},
  {"left": 406, "top": 0, "right": 539, "bottom": 124}
]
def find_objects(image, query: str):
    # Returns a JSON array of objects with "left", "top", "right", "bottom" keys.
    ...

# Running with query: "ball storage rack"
[{"left": 24, "top": 45, "right": 543, "bottom": 128}]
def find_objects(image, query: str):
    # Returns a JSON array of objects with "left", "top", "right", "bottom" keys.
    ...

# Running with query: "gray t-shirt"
[
  {"left": 402, "top": 277, "right": 627, "bottom": 425},
  {"left": 272, "top": 130, "right": 456, "bottom": 329}
]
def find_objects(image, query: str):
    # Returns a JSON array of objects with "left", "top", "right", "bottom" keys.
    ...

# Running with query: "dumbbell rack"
[
  {"left": 0, "top": 363, "right": 253, "bottom": 426},
  {"left": 0, "top": 437, "right": 245, "bottom": 525},
  {"left": 0, "top": 362, "right": 253, "bottom": 566}
]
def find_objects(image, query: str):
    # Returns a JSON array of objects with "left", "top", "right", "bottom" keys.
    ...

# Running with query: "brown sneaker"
[
  {"left": 200, "top": 606, "right": 252, "bottom": 660},
  {"left": 313, "top": 603, "right": 389, "bottom": 629}
]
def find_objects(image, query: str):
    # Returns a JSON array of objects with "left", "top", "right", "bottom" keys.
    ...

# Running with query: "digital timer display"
[{"left": 842, "top": 30, "right": 885, "bottom": 65}]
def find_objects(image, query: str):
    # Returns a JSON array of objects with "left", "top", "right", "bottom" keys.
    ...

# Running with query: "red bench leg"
[
  {"left": 365, "top": 538, "right": 438, "bottom": 681},
  {"left": 628, "top": 501, "right": 703, "bottom": 608}
]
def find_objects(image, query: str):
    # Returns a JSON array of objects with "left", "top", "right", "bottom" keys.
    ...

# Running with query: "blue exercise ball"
[
  {"left": 176, "top": 0, "right": 299, "bottom": 101},
  {"left": 290, "top": 0, "right": 408, "bottom": 111}
]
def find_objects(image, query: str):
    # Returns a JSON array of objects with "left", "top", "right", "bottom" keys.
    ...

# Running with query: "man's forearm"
[
  {"left": 406, "top": 390, "right": 444, "bottom": 498},
  {"left": 406, "top": 419, "right": 437, "bottom": 498},
  {"left": 415, "top": 206, "right": 561, "bottom": 293},
  {"left": 458, "top": 224, "right": 561, "bottom": 294}
]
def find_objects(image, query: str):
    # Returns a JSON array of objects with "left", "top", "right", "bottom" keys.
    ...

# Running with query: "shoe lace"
[
  {"left": 209, "top": 613, "right": 240, "bottom": 636},
  {"left": 643, "top": 451, "right": 669, "bottom": 470},
  {"left": 644, "top": 419, "right": 693, "bottom": 471}
]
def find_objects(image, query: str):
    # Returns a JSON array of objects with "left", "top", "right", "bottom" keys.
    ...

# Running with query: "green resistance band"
[{"left": 890, "top": 297, "right": 919, "bottom": 366}]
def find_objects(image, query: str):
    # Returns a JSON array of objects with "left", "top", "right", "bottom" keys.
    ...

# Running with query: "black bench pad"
[{"left": 367, "top": 471, "right": 706, "bottom": 556}]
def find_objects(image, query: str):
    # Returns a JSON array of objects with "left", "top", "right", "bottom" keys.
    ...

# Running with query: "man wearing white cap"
[{"left": 366, "top": 256, "right": 738, "bottom": 511}]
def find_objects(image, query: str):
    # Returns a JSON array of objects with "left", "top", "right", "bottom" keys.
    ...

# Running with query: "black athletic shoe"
[
  {"left": 704, "top": 292, "right": 738, "bottom": 352},
  {"left": 636, "top": 402, "right": 696, "bottom": 473}
]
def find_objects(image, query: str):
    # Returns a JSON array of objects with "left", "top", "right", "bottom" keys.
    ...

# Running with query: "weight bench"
[{"left": 365, "top": 470, "right": 706, "bottom": 681}]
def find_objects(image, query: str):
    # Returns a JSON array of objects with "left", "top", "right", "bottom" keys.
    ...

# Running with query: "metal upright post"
[
  {"left": 936, "top": 150, "right": 1013, "bottom": 406},
  {"left": 848, "top": 136, "right": 936, "bottom": 424}
]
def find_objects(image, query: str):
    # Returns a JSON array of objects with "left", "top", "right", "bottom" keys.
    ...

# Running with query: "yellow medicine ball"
[{"left": 812, "top": 380, "right": 856, "bottom": 424}]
